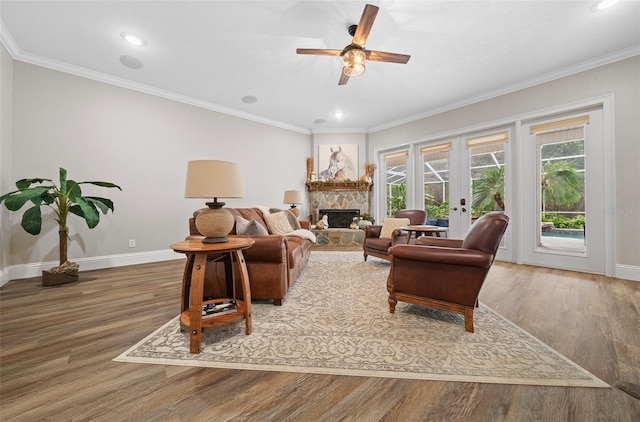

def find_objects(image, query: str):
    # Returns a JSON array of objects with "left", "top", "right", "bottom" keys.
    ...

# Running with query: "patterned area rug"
[{"left": 115, "top": 252, "right": 607, "bottom": 387}]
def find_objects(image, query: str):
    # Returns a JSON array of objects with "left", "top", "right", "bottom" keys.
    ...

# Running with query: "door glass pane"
[
  {"left": 422, "top": 146, "right": 450, "bottom": 225},
  {"left": 537, "top": 133, "right": 586, "bottom": 254},
  {"left": 470, "top": 142, "right": 506, "bottom": 221},
  {"left": 384, "top": 152, "right": 407, "bottom": 217}
]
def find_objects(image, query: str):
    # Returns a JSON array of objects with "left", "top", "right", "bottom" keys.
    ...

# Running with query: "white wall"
[
  {"left": 5, "top": 60, "right": 310, "bottom": 280},
  {"left": 0, "top": 44, "right": 13, "bottom": 282},
  {"left": 369, "top": 56, "right": 640, "bottom": 273}
]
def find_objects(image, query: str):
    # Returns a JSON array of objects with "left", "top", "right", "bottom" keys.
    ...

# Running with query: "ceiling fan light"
[
  {"left": 343, "top": 63, "right": 365, "bottom": 77},
  {"left": 342, "top": 48, "right": 366, "bottom": 77},
  {"left": 343, "top": 48, "right": 366, "bottom": 66}
]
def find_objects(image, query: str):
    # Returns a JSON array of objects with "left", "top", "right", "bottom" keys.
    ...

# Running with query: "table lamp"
[
  {"left": 283, "top": 190, "right": 304, "bottom": 217},
  {"left": 185, "top": 160, "right": 243, "bottom": 243}
]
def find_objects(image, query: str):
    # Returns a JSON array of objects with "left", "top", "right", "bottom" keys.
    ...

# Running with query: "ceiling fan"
[{"left": 296, "top": 4, "right": 411, "bottom": 85}]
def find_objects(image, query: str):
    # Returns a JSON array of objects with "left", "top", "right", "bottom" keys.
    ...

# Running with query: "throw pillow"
[
  {"left": 380, "top": 217, "right": 411, "bottom": 239},
  {"left": 283, "top": 209, "right": 302, "bottom": 230},
  {"left": 263, "top": 211, "right": 294, "bottom": 235},
  {"left": 236, "top": 216, "right": 269, "bottom": 236}
]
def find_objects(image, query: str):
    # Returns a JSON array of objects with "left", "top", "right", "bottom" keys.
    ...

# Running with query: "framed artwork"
[{"left": 318, "top": 144, "right": 359, "bottom": 181}]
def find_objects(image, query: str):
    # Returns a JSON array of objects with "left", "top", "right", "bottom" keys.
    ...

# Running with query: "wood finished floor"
[{"left": 1, "top": 253, "right": 639, "bottom": 421}]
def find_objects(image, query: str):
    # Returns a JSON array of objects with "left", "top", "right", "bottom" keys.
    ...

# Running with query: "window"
[{"left": 383, "top": 151, "right": 408, "bottom": 216}]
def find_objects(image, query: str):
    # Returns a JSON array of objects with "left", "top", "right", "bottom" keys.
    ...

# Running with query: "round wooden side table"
[{"left": 171, "top": 237, "right": 254, "bottom": 354}]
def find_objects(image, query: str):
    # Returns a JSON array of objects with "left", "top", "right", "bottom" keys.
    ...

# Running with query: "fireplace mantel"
[{"left": 305, "top": 181, "right": 373, "bottom": 192}]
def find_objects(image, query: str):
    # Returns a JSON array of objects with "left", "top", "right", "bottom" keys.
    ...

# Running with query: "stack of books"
[{"left": 202, "top": 300, "right": 237, "bottom": 319}]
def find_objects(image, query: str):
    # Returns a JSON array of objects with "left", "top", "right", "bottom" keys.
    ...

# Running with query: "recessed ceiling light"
[
  {"left": 334, "top": 112, "right": 343, "bottom": 118},
  {"left": 242, "top": 95, "right": 258, "bottom": 104},
  {"left": 592, "top": 0, "right": 621, "bottom": 11},
  {"left": 121, "top": 32, "right": 147, "bottom": 46}
]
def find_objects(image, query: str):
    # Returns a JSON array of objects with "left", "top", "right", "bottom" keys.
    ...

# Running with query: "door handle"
[{"left": 451, "top": 207, "right": 458, "bottom": 211}]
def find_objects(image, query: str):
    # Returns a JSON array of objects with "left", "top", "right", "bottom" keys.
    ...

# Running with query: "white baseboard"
[
  {"left": 1, "top": 249, "right": 184, "bottom": 286},
  {"left": 616, "top": 264, "right": 640, "bottom": 282}
]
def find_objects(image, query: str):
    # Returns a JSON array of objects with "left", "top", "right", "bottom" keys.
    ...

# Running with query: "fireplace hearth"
[{"left": 319, "top": 209, "right": 360, "bottom": 228}]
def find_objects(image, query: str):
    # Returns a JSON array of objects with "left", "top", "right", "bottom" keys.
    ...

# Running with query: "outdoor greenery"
[
  {"left": 425, "top": 200, "right": 449, "bottom": 219},
  {"left": 387, "top": 182, "right": 406, "bottom": 216},
  {"left": 0, "top": 167, "right": 121, "bottom": 270},
  {"left": 472, "top": 167, "right": 505, "bottom": 213},
  {"left": 541, "top": 161, "right": 583, "bottom": 212},
  {"left": 542, "top": 213, "right": 586, "bottom": 229}
]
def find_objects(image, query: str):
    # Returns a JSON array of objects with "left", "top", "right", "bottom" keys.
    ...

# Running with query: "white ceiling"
[{"left": 1, "top": 1, "right": 639, "bottom": 134}]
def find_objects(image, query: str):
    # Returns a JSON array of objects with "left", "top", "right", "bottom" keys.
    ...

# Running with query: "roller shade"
[
  {"left": 383, "top": 151, "right": 408, "bottom": 167},
  {"left": 530, "top": 116, "right": 589, "bottom": 134},
  {"left": 466, "top": 132, "right": 508, "bottom": 148},
  {"left": 420, "top": 144, "right": 450, "bottom": 162}
]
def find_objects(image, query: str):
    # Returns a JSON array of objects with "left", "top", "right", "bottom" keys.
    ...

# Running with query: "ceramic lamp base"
[{"left": 288, "top": 206, "right": 301, "bottom": 217}]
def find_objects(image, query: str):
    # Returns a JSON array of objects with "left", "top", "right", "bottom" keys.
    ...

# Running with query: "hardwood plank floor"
[{"left": 1, "top": 256, "right": 639, "bottom": 421}]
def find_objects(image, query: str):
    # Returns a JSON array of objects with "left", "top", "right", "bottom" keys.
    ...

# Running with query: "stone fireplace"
[
  {"left": 306, "top": 182, "right": 373, "bottom": 246},
  {"left": 306, "top": 182, "right": 373, "bottom": 223}
]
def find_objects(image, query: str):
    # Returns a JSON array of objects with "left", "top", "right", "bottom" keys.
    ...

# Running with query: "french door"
[
  {"left": 520, "top": 109, "right": 606, "bottom": 273},
  {"left": 417, "top": 129, "right": 513, "bottom": 261}
]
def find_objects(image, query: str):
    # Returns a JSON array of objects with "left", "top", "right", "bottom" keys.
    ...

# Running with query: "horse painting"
[{"left": 319, "top": 146, "right": 356, "bottom": 181}]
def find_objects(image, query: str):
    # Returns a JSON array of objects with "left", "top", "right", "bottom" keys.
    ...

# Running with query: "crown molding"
[
  {"left": 369, "top": 46, "right": 640, "bottom": 134},
  {"left": 0, "top": 24, "right": 311, "bottom": 136}
]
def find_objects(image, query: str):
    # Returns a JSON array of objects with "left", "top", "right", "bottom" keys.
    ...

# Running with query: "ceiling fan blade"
[
  {"left": 352, "top": 4, "right": 379, "bottom": 47},
  {"left": 338, "top": 72, "right": 350, "bottom": 85},
  {"left": 366, "top": 50, "right": 411, "bottom": 64},
  {"left": 296, "top": 48, "right": 343, "bottom": 57}
]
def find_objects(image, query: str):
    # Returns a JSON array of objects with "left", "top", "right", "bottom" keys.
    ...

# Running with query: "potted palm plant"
[{"left": 0, "top": 168, "right": 121, "bottom": 286}]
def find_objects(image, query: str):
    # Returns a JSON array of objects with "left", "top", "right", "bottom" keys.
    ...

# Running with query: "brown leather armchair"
[
  {"left": 363, "top": 209, "right": 427, "bottom": 261},
  {"left": 386, "top": 212, "right": 509, "bottom": 332}
]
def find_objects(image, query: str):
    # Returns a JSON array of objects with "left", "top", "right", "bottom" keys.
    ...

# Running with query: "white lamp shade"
[
  {"left": 283, "top": 190, "right": 304, "bottom": 205},
  {"left": 185, "top": 160, "right": 243, "bottom": 199}
]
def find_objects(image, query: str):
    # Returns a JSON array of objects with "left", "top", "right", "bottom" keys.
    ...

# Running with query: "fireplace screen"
[{"left": 319, "top": 209, "right": 360, "bottom": 228}]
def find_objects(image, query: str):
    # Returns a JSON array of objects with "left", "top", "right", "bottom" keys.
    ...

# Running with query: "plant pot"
[{"left": 42, "top": 269, "right": 78, "bottom": 287}]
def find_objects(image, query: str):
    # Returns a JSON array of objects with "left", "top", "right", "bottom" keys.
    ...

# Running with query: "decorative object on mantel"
[
  {"left": 306, "top": 180, "right": 372, "bottom": 191},
  {"left": 184, "top": 160, "right": 243, "bottom": 244},
  {"left": 0, "top": 167, "right": 121, "bottom": 286},
  {"left": 359, "top": 162, "right": 377, "bottom": 183},
  {"left": 306, "top": 157, "right": 313, "bottom": 181},
  {"left": 282, "top": 190, "right": 304, "bottom": 217}
]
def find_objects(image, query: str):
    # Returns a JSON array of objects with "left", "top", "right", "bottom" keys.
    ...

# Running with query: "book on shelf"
[{"left": 202, "top": 300, "right": 237, "bottom": 318}]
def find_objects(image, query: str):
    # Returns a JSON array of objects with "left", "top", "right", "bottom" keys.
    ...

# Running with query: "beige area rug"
[{"left": 115, "top": 252, "right": 607, "bottom": 387}]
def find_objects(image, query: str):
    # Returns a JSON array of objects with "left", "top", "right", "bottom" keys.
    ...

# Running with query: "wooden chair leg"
[
  {"left": 388, "top": 295, "right": 397, "bottom": 314},
  {"left": 464, "top": 308, "right": 474, "bottom": 333}
]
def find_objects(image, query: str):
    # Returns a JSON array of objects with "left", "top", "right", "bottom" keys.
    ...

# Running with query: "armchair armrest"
[
  {"left": 364, "top": 225, "right": 383, "bottom": 238},
  {"left": 389, "top": 244, "right": 493, "bottom": 268}
]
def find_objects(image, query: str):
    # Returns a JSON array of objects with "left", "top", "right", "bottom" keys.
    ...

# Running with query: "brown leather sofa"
[
  {"left": 363, "top": 209, "right": 427, "bottom": 261},
  {"left": 188, "top": 208, "right": 312, "bottom": 305},
  {"left": 386, "top": 212, "right": 509, "bottom": 332}
]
